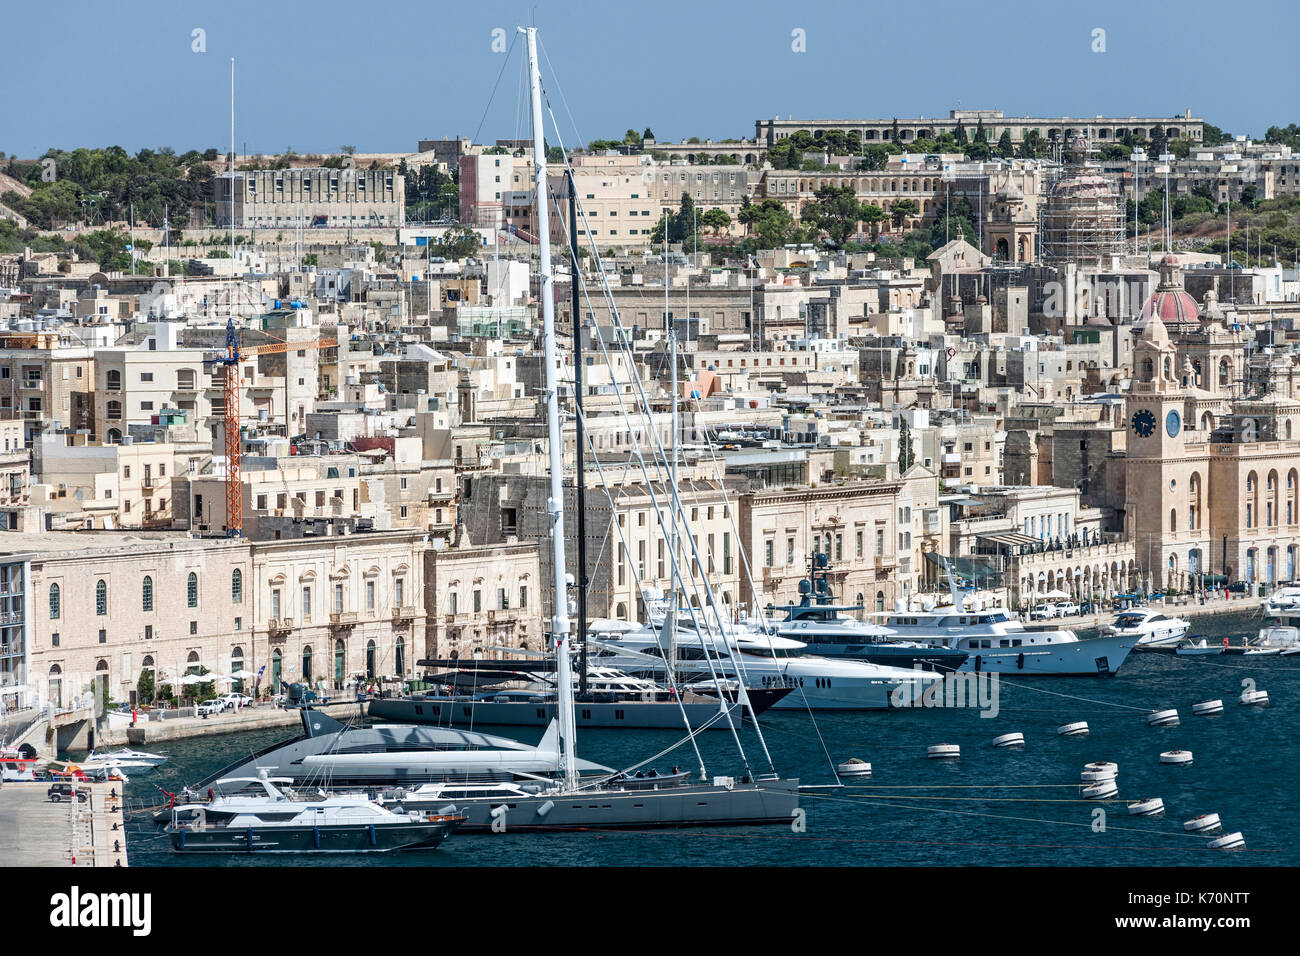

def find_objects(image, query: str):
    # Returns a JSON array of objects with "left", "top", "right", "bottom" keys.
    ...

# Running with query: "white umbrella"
[
  {"left": 230, "top": 670, "right": 257, "bottom": 680},
  {"left": 210, "top": 675, "right": 235, "bottom": 685},
  {"left": 1043, "top": 588, "right": 1070, "bottom": 600}
]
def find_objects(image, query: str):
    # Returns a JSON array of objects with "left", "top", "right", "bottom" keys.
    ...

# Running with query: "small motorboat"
[
  {"left": 836, "top": 758, "right": 872, "bottom": 778},
  {"left": 83, "top": 748, "right": 167, "bottom": 770},
  {"left": 1175, "top": 639, "right": 1222, "bottom": 657},
  {"left": 1183, "top": 813, "right": 1222, "bottom": 833},
  {"left": 164, "top": 775, "right": 464, "bottom": 853},
  {"left": 1127, "top": 797, "right": 1165, "bottom": 816}
]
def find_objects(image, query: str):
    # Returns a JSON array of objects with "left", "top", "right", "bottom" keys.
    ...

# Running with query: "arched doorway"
[
  {"left": 271, "top": 649, "right": 282, "bottom": 694},
  {"left": 334, "top": 639, "right": 346, "bottom": 688},
  {"left": 49, "top": 665, "right": 63, "bottom": 709},
  {"left": 366, "top": 640, "right": 376, "bottom": 680},
  {"left": 301, "top": 645, "right": 313, "bottom": 685}
]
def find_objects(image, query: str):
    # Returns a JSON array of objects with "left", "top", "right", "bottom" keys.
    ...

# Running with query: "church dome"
[{"left": 1140, "top": 254, "right": 1199, "bottom": 327}]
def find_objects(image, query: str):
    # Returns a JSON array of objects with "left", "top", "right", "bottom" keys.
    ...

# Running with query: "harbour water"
[{"left": 116, "top": 610, "right": 1295, "bottom": 866}]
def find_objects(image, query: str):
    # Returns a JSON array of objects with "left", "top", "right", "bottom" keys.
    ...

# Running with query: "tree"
[
  {"left": 801, "top": 184, "right": 868, "bottom": 246},
  {"left": 739, "top": 199, "right": 801, "bottom": 249},
  {"left": 1150, "top": 126, "right": 1168, "bottom": 158},
  {"left": 642, "top": 127, "right": 655, "bottom": 141},
  {"left": 137, "top": 668, "right": 155, "bottom": 705},
  {"left": 898, "top": 416, "right": 914, "bottom": 472},
  {"left": 890, "top": 198, "right": 919, "bottom": 230},
  {"left": 954, "top": 121, "right": 968, "bottom": 146},
  {"left": 434, "top": 226, "right": 482, "bottom": 259},
  {"left": 700, "top": 208, "right": 731, "bottom": 235},
  {"left": 996, "top": 129, "right": 1014, "bottom": 158},
  {"left": 340, "top": 145, "right": 357, "bottom": 155},
  {"left": 859, "top": 203, "right": 886, "bottom": 240},
  {"left": 974, "top": 119, "right": 987, "bottom": 143}
]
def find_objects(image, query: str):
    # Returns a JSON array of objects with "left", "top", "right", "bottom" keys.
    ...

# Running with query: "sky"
[{"left": 5, "top": 0, "right": 1300, "bottom": 159}]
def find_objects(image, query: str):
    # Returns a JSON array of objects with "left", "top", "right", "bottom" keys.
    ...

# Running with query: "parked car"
[
  {"left": 1227, "top": 581, "right": 1249, "bottom": 594},
  {"left": 47, "top": 783, "right": 88, "bottom": 803},
  {"left": 1053, "top": 601, "right": 1082, "bottom": 617},
  {"left": 196, "top": 699, "right": 225, "bottom": 717},
  {"left": 1029, "top": 604, "right": 1059, "bottom": 620},
  {"left": 219, "top": 694, "right": 252, "bottom": 709}
]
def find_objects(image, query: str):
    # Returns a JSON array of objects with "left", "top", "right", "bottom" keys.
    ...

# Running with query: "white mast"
[{"left": 523, "top": 26, "right": 577, "bottom": 788}]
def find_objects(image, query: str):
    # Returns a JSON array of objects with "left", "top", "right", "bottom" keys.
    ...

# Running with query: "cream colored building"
[{"left": 423, "top": 542, "right": 542, "bottom": 659}]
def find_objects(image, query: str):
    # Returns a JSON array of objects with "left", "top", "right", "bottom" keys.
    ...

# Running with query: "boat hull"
[
  {"left": 954, "top": 634, "right": 1136, "bottom": 675},
  {"left": 165, "top": 818, "right": 459, "bottom": 853},
  {"left": 396, "top": 778, "right": 801, "bottom": 832},
  {"left": 367, "top": 696, "right": 748, "bottom": 730}
]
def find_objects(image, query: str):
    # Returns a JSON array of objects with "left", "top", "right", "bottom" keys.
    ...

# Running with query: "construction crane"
[{"left": 209, "top": 315, "right": 337, "bottom": 537}]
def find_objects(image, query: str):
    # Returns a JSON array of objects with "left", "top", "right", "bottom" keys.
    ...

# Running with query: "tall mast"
[
  {"left": 570, "top": 170, "right": 590, "bottom": 698},
  {"left": 524, "top": 26, "right": 577, "bottom": 787},
  {"left": 666, "top": 229, "right": 678, "bottom": 688}
]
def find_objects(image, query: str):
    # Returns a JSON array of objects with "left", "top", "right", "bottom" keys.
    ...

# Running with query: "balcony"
[
  {"left": 329, "top": 611, "right": 357, "bottom": 631},
  {"left": 392, "top": 606, "right": 418, "bottom": 624},
  {"left": 267, "top": 617, "right": 294, "bottom": 641}
]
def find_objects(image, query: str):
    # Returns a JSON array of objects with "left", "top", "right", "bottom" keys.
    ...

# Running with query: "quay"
[
  {"left": 100, "top": 700, "right": 366, "bottom": 747},
  {"left": 0, "top": 781, "right": 128, "bottom": 867}
]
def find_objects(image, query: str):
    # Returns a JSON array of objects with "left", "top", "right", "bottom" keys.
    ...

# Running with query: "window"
[
  {"left": 96, "top": 580, "right": 107, "bottom": 615},
  {"left": 856, "top": 531, "right": 864, "bottom": 558},
  {"left": 394, "top": 578, "right": 404, "bottom": 608},
  {"left": 49, "top": 583, "right": 60, "bottom": 620},
  {"left": 271, "top": 588, "right": 282, "bottom": 620},
  {"left": 366, "top": 580, "right": 375, "bottom": 612},
  {"left": 499, "top": 587, "right": 509, "bottom": 611},
  {"left": 142, "top": 576, "right": 153, "bottom": 611},
  {"left": 302, "top": 586, "right": 312, "bottom": 619},
  {"left": 473, "top": 589, "right": 482, "bottom": 613},
  {"left": 51, "top": 632, "right": 59, "bottom": 647},
  {"left": 187, "top": 572, "right": 198, "bottom": 608},
  {"left": 189, "top": 621, "right": 197, "bottom": 635},
  {"left": 334, "top": 583, "right": 344, "bottom": 613},
  {"left": 519, "top": 585, "right": 527, "bottom": 609},
  {"left": 765, "top": 539, "right": 774, "bottom": 568},
  {"left": 232, "top": 568, "right": 243, "bottom": 603},
  {"left": 787, "top": 537, "right": 795, "bottom": 564}
]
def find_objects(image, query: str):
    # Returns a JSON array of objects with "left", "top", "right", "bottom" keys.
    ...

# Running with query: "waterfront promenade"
[{"left": 0, "top": 781, "right": 127, "bottom": 867}]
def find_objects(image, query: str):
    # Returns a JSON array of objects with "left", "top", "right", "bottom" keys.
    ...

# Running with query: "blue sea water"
[{"left": 116, "top": 610, "right": 1297, "bottom": 866}]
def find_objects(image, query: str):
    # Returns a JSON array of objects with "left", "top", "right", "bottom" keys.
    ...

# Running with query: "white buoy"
[
  {"left": 1192, "top": 699, "right": 1224, "bottom": 716},
  {"left": 1147, "top": 708, "right": 1180, "bottom": 727},
  {"left": 1160, "top": 750, "right": 1194, "bottom": 766},
  {"left": 1208, "top": 831, "right": 1245, "bottom": 850},
  {"left": 1081, "top": 766, "right": 1117, "bottom": 783},
  {"left": 927, "top": 743, "right": 961, "bottom": 759},
  {"left": 1183, "top": 813, "right": 1222, "bottom": 833},
  {"left": 1127, "top": 797, "right": 1165, "bottom": 816},
  {"left": 1082, "top": 780, "right": 1118, "bottom": 799},
  {"left": 991, "top": 732, "right": 1025, "bottom": 749},
  {"left": 1057, "top": 721, "right": 1090, "bottom": 737},
  {"left": 1240, "top": 689, "right": 1269, "bottom": 706},
  {"left": 837, "top": 758, "right": 872, "bottom": 778},
  {"left": 1081, "top": 764, "right": 1123, "bottom": 780}
]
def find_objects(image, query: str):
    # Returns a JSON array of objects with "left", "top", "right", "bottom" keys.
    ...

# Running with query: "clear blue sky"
[{"left": 6, "top": 0, "right": 1299, "bottom": 158}]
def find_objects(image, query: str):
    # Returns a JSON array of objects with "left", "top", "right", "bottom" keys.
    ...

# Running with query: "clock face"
[
  {"left": 1132, "top": 409, "right": 1157, "bottom": 438},
  {"left": 1166, "top": 410, "right": 1181, "bottom": 438}
]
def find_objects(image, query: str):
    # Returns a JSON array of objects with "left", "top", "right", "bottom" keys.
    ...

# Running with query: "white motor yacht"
[{"left": 1103, "top": 608, "right": 1191, "bottom": 648}]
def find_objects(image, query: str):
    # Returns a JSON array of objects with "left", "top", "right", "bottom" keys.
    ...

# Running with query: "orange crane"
[{"left": 211, "top": 316, "right": 337, "bottom": 537}]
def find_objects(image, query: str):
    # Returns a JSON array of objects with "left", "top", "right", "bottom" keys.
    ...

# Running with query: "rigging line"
[
  {"left": 983, "top": 676, "right": 1154, "bottom": 713},
  {"left": 547, "top": 181, "right": 758, "bottom": 773},
  {"left": 572, "top": 706, "right": 736, "bottom": 792},
  {"left": 537, "top": 37, "right": 584, "bottom": 167},
  {"left": 796, "top": 790, "right": 1228, "bottom": 842},
  {"left": 572, "top": 406, "right": 713, "bottom": 779},
  {"left": 470, "top": 31, "right": 520, "bottom": 147}
]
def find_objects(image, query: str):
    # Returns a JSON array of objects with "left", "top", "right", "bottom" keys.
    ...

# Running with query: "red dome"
[
  {"left": 1144, "top": 287, "right": 1201, "bottom": 325},
  {"left": 1140, "top": 289, "right": 1199, "bottom": 324}
]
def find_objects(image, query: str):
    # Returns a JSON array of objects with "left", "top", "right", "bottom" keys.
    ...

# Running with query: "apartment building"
[
  {"left": 215, "top": 167, "right": 405, "bottom": 229},
  {"left": 0, "top": 332, "right": 95, "bottom": 440}
]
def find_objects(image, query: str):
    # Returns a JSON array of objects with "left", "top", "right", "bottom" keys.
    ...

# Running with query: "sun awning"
[{"left": 976, "top": 531, "right": 1041, "bottom": 547}]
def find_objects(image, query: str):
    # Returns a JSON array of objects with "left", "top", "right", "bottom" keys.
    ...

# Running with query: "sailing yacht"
[{"left": 179, "top": 30, "right": 801, "bottom": 834}]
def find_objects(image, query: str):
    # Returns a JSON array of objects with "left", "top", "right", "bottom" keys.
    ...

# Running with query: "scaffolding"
[{"left": 1040, "top": 167, "right": 1126, "bottom": 268}]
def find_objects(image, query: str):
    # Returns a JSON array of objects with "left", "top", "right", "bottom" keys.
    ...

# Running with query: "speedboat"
[
  {"left": 82, "top": 748, "right": 167, "bottom": 770},
  {"left": 164, "top": 774, "right": 463, "bottom": 853},
  {"left": 1103, "top": 608, "right": 1191, "bottom": 648},
  {"left": 1261, "top": 583, "right": 1300, "bottom": 617},
  {"left": 1175, "top": 639, "right": 1223, "bottom": 657},
  {"left": 1253, "top": 626, "right": 1300, "bottom": 655}
]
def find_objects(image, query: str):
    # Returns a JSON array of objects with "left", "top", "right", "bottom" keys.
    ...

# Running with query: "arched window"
[
  {"left": 96, "top": 579, "right": 108, "bottom": 616},
  {"left": 142, "top": 575, "right": 154, "bottom": 612},
  {"left": 187, "top": 572, "right": 198, "bottom": 608},
  {"left": 875, "top": 591, "right": 885, "bottom": 612},
  {"left": 49, "top": 583, "right": 60, "bottom": 620},
  {"left": 231, "top": 568, "right": 243, "bottom": 603},
  {"left": 1219, "top": 359, "right": 1230, "bottom": 386}
]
